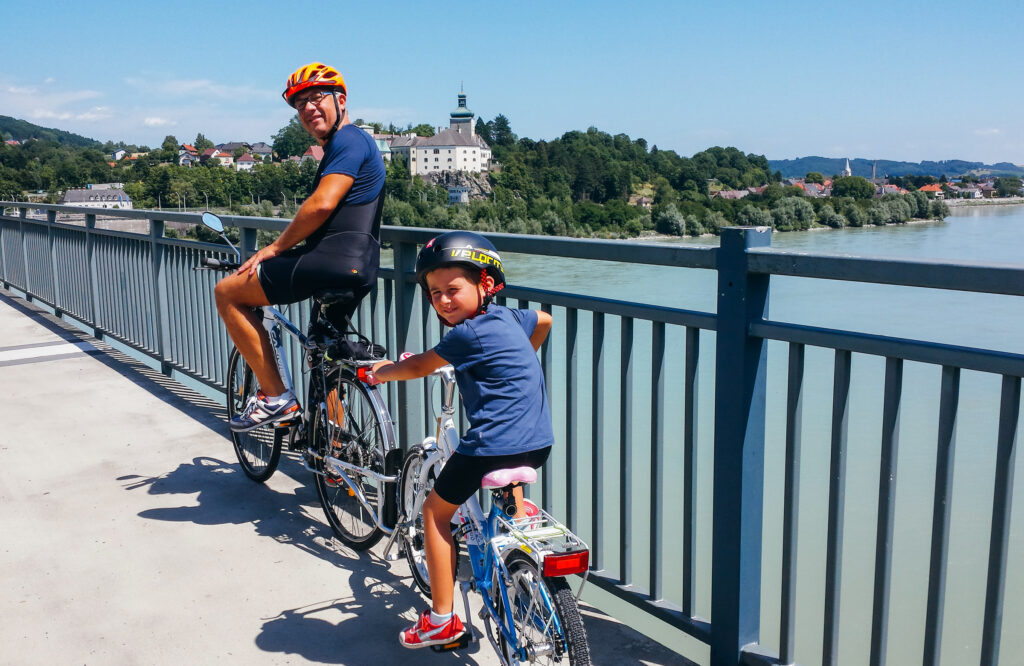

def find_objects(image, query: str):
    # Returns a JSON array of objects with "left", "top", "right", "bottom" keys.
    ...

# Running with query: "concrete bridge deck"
[{"left": 0, "top": 287, "right": 685, "bottom": 666}]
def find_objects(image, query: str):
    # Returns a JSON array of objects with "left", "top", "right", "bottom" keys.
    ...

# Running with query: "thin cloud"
[
  {"left": 973, "top": 128, "right": 1001, "bottom": 136},
  {"left": 124, "top": 76, "right": 277, "bottom": 102},
  {"left": 144, "top": 117, "right": 177, "bottom": 127}
]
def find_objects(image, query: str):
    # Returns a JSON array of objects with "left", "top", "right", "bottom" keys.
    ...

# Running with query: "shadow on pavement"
[{"left": 4, "top": 290, "right": 687, "bottom": 665}]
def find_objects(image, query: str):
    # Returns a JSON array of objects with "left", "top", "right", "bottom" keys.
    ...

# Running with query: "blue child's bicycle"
[{"left": 382, "top": 365, "right": 592, "bottom": 665}]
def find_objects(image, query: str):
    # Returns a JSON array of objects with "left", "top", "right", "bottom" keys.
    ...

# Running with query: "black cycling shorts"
[
  {"left": 258, "top": 195, "right": 383, "bottom": 321},
  {"left": 433, "top": 446, "right": 552, "bottom": 507}
]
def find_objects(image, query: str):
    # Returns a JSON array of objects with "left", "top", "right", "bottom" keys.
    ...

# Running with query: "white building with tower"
[{"left": 389, "top": 90, "right": 492, "bottom": 177}]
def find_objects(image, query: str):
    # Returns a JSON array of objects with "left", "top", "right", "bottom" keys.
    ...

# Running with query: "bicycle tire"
[
  {"left": 314, "top": 367, "right": 390, "bottom": 550},
  {"left": 226, "top": 348, "right": 282, "bottom": 483},
  {"left": 400, "top": 445, "right": 437, "bottom": 596},
  {"left": 497, "top": 550, "right": 591, "bottom": 665}
]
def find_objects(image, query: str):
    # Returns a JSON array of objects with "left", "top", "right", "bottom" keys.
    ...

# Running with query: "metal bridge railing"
[{"left": 2, "top": 203, "right": 1022, "bottom": 666}]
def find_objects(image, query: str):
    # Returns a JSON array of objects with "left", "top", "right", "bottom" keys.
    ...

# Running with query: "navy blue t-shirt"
[
  {"left": 317, "top": 124, "right": 385, "bottom": 205},
  {"left": 433, "top": 305, "right": 555, "bottom": 457}
]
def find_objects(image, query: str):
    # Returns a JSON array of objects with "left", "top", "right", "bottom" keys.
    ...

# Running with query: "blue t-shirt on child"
[{"left": 433, "top": 305, "right": 554, "bottom": 457}]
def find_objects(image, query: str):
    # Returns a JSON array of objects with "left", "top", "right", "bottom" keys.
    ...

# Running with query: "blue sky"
[{"left": 2, "top": 0, "right": 1021, "bottom": 164}]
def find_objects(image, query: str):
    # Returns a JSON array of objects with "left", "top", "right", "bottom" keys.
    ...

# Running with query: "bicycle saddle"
[
  {"left": 314, "top": 288, "right": 357, "bottom": 305},
  {"left": 481, "top": 466, "right": 537, "bottom": 488}
]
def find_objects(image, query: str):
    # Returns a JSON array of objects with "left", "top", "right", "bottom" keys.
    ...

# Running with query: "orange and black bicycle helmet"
[
  {"left": 283, "top": 62, "right": 347, "bottom": 137},
  {"left": 282, "top": 62, "right": 347, "bottom": 103}
]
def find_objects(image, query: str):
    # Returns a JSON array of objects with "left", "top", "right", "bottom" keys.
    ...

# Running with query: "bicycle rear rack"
[{"left": 495, "top": 507, "right": 588, "bottom": 558}]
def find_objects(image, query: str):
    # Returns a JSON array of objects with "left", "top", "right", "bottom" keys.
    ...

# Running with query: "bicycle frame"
[{"left": 257, "top": 303, "right": 399, "bottom": 538}]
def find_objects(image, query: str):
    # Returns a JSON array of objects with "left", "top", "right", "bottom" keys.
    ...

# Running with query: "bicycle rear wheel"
[
  {"left": 314, "top": 368, "right": 392, "bottom": 550},
  {"left": 226, "top": 348, "right": 282, "bottom": 483},
  {"left": 497, "top": 550, "right": 591, "bottom": 665}
]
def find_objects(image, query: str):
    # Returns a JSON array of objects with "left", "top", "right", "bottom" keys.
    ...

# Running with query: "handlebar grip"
[
  {"left": 357, "top": 367, "right": 379, "bottom": 385},
  {"left": 201, "top": 257, "right": 240, "bottom": 271}
]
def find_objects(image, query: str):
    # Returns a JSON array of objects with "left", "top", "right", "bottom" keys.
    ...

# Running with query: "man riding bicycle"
[{"left": 214, "top": 62, "right": 386, "bottom": 432}]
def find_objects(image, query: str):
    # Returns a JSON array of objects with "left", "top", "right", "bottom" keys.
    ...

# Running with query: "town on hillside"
[
  {"left": 65, "top": 91, "right": 495, "bottom": 210},
  {"left": 715, "top": 159, "right": 1015, "bottom": 202}
]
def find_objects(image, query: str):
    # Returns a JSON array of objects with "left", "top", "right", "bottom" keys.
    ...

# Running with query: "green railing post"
[
  {"left": 151, "top": 218, "right": 172, "bottom": 374},
  {"left": 392, "top": 238, "right": 420, "bottom": 450},
  {"left": 711, "top": 226, "right": 771, "bottom": 666},
  {"left": 47, "top": 210, "right": 60, "bottom": 315},
  {"left": 85, "top": 213, "right": 100, "bottom": 337},
  {"left": 241, "top": 225, "right": 258, "bottom": 260},
  {"left": 19, "top": 206, "right": 31, "bottom": 299}
]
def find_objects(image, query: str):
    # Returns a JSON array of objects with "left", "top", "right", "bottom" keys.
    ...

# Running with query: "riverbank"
[{"left": 945, "top": 196, "right": 1024, "bottom": 207}]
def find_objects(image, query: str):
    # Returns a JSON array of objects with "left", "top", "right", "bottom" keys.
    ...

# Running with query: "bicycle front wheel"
[
  {"left": 314, "top": 368, "right": 391, "bottom": 550},
  {"left": 497, "top": 550, "right": 591, "bottom": 665},
  {"left": 226, "top": 348, "right": 282, "bottom": 483},
  {"left": 400, "top": 444, "right": 436, "bottom": 596}
]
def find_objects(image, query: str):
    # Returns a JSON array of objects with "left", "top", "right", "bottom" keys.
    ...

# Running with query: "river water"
[{"left": 496, "top": 205, "right": 1023, "bottom": 665}]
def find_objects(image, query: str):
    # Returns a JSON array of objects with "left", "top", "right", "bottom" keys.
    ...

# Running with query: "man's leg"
[{"left": 214, "top": 270, "right": 286, "bottom": 396}]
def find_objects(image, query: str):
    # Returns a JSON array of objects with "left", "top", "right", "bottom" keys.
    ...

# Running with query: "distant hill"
[
  {"left": 768, "top": 156, "right": 1024, "bottom": 179},
  {"left": 0, "top": 115, "right": 102, "bottom": 149}
]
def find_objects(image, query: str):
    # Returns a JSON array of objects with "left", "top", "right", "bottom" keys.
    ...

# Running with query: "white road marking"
[{"left": 0, "top": 341, "right": 95, "bottom": 363}]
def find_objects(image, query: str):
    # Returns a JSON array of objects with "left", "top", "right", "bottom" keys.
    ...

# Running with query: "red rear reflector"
[{"left": 542, "top": 550, "right": 589, "bottom": 577}]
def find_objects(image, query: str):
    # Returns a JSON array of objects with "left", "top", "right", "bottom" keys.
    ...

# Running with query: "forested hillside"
[
  {"left": 1, "top": 115, "right": 949, "bottom": 237},
  {"left": 770, "top": 156, "right": 1024, "bottom": 179},
  {"left": 0, "top": 115, "right": 102, "bottom": 149}
]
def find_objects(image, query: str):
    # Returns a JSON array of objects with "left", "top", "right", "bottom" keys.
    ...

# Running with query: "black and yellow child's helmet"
[{"left": 415, "top": 231, "right": 506, "bottom": 290}]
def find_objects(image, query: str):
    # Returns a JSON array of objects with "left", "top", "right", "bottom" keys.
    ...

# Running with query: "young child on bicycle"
[{"left": 364, "top": 231, "right": 553, "bottom": 649}]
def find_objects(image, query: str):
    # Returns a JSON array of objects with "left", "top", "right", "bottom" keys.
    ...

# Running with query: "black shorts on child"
[{"left": 433, "top": 446, "right": 551, "bottom": 506}]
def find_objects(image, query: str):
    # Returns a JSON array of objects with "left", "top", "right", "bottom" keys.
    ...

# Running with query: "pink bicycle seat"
[{"left": 481, "top": 466, "right": 537, "bottom": 488}]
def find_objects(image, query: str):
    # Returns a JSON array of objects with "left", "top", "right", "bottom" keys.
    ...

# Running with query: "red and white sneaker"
[{"left": 399, "top": 610, "right": 466, "bottom": 649}]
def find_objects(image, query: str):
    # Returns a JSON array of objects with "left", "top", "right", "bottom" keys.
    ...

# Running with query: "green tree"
[
  {"left": 194, "top": 133, "right": 214, "bottom": 152},
  {"left": 930, "top": 200, "right": 950, "bottom": 218},
  {"left": 844, "top": 202, "right": 867, "bottom": 227},
  {"left": 490, "top": 114, "right": 517, "bottom": 147},
  {"left": 160, "top": 135, "right": 179, "bottom": 162},
  {"left": 409, "top": 123, "right": 436, "bottom": 137},
  {"left": 996, "top": 177, "right": 1022, "bottom": 197},
  {"left": 832, "top": 176, "right": 875, "bottom": 199},
  {"left": 805, "top": 172, "right": 825, "bottom": 184},
  {"left": 771, "top": 197, "right": 815, "bottom": 231},
  {"left": 817, "top": 204, "right": 846, "bottom": 228},
  {"left": 737, "top": 204, "right": 773, "bottom": 227},
  {"left": 654, "top": 203, "right": 685, "bottom": 235},
  {"left": 272, "top": 116, "right": 315, "bottom": 159}
]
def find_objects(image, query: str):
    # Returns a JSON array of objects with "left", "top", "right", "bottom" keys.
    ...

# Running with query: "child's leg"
[{"left": 422, "top": 489, "right": 459, "bottom": 614}]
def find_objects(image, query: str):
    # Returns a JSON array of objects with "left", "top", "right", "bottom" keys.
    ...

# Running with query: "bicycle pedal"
[
  {"left": 429, "top": 633, "right": 472, "bottom": 652},
  {"left": 275, "top": 419, "right": 299, "bottom": 429}
]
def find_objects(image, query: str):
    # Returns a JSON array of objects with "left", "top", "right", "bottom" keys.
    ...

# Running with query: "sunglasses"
[{"left": 291, "top": 90, "right": 332, "bottom": 110}]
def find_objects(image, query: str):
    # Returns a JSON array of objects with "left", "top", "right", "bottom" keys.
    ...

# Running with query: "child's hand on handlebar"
[{"left": 359, "top": 359, "right": 395, "bottom": 385}]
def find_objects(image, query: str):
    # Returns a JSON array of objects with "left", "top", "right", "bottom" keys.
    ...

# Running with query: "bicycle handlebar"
[{"left": 197, "top": 257, "right": 241, "bottom": 272}]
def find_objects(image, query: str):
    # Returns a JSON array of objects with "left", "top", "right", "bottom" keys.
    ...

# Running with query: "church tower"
[
  {"left": 842, "top": 158, "right": 852, "bottom": 177},
  {"left": 449, "top": 87, "right": 476, "bottom": 136}
]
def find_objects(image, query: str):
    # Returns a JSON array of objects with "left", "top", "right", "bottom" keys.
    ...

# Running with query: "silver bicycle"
[{"left": 199, "top": 212, "right": 401, "bottom": 550}]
